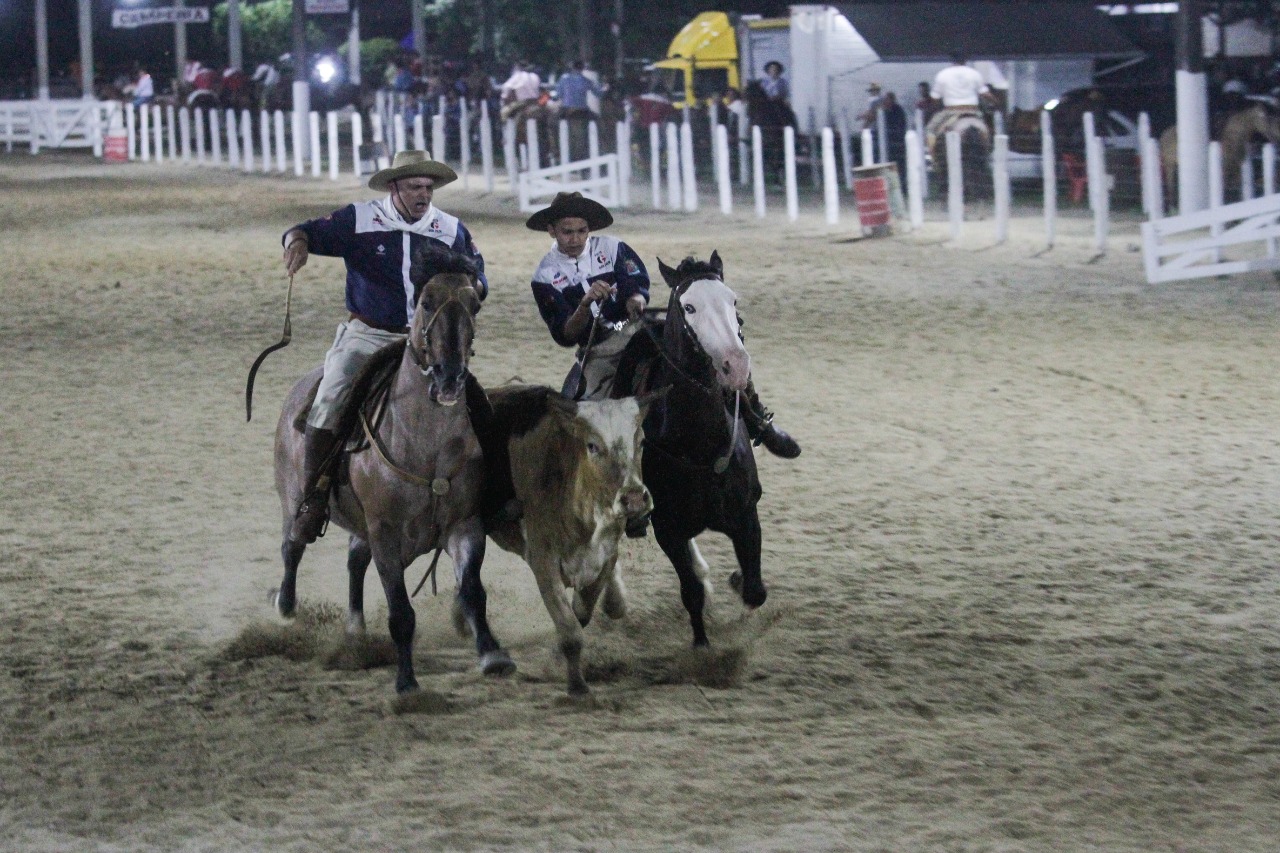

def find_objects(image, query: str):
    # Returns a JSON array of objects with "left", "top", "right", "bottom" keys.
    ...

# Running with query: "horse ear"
[
  {"left": 709, "top": 250, "right": 723, "bottom": 278},
  {"left": 657, "top": 258, "right": 680, "bottom": 289}
]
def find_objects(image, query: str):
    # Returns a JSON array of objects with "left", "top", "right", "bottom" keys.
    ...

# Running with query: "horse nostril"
[{"left": 721, "top": 361, "right": 731, "bottom": 375}]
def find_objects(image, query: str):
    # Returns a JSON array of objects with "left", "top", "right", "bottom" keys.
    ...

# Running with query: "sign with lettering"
[
  {"left": 305, "top": 0, "right": 350, "bottom": 13},
  {"left": 112, "top": 7, "right": 210, "bottom": 28}
]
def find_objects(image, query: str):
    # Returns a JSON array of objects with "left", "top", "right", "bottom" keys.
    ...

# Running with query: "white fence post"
[
  {"left": 840, "top": 110, "right": 855, "bottom": 190},
  {"left": 588, "top": 121, "right": 600, "bottom": 181},
  {"left": 905, "top": 128, "right": 924, "bottom": 229},
  {"left": 1208, "top": 141, "right": 1224, "bottom": 262},
  {"left": 413, "top": 113, "right": 425, "bottom": 152},
  {"left": 240, "top": 109, "right": 254, "bottom": 172},
  {"left": 525, "top": 118, "right": 539, "bottom": 170},
  {"left": 151, "top": 105, "right": 164, "bottom": 163},
  {"left": 615, "top": 120, "right": 630, "bottom": 207},
  {"left": 274, "top": 110, "right": 287, "bottom": 173},
  {"left": 460, "top": 98, "right": 471, "bottom": 187},
  {"left": 480, "top": 101, "right": 494, "bottom": 192},
  {"left": 503, "top": 119, "right": 518, "bottom": 186},
  {"left": 665, "top": 122, "right": 681, "bottom": 209},
  {"left": 680, "top": 120, "right": 697, "bottom": 212},
  {"left": 327, "top": 111, "right": 339, "bottom": 180},
  {"left": 225, "top": 109, "right": 239, "bottom": 168},
  {"left": 994, "top": 133, "right": 1009, "bottom": 244},
  {"left": 946, "top": 130, "right": 963, "bottom": 241},
  {"left": 259, "top": 110, "right": 271, "bottom": 173},
  {"left": 309, "top": 111, "right": 322, "bottom": 177},
  {"left": 1041, "top": 109, "right": 1056, "bottom": 248},
  {"left": 559, "top": 119, "right": 570, "bottom": 167},
  {"left": 140, "top": 103, "right": 151, "bottom": 161},
  {"left": 1264, "top": 142, "right": 1276, "bottom": 258},
  {"left": 351, "top": 111, "right": 364, "bottom": 178},
  {"left": 179, "top": 107, "right": 191, "bottom": 162},
  {"left": 716, "top": 124, "right": 733, "bottom": 216},
  {"left": 1082, "top": 111, "right": 1097, "bottom": 212},
  {"left": 290, "top": 110, "right": 303, "bottom": 176},
  {"left": 1090, "top": 133, "right": 1109, "bottom": 254},
  {"left": 784, "top": 126, "right": 798, "bottom": 222},
  {"left": 752, "top": 125, "right": 766, "bottom": 218},
  {"left": 428, "top": 113, "right": 442, "bottom": 161},
  {"left": 649, "top": 122, "right": 662, "bottom": 208},
  {"left": 396, "top": 113, "right": 409, "bottom": 155},
  {"left": 1142, "top": 136, "right": 1163, "bottom": 221},
  {"left": 126, "top": 102, "right": 137, "bottom": 160},
  {"left": 209, "top": 108, "right": 222, "bottom": 165},
  {"left": 194, "top": 108, "right": 205, "bottom": 163},
  {"left": 821, "top": 126, "right": 838, "bottom": 225},
  {"left": 861, "top": 128, "right": 873, "bottom": 167},
  {"left": 166, "top": 104, "right": 177, "bottom": 160},
  {"left": 1138, "top": 111, "right": 1152, "bottom": 216}
]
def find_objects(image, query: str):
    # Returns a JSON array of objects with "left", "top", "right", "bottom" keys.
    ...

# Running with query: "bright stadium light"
[
  {"left": 1044, "top": 98, "right": 1060, "bottom": 111},
  {"left": 316, "top": 58, "right": 337, "bottom": 83}
]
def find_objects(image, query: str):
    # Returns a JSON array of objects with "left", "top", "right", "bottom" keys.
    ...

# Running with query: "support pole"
[
  {"left": 752, "top": 125, "right": 766, "bottom": 218},
  {"left": 946, "top": 130, "right": 962, "bottom": 241},
  {"left": 327, "top": 111, "right": 339, "bottom": 180},
  {"left": 649, "top": 122, "right": 661, "bottom": 208},
  {"left": 784, "top": 126, "right": 798, "bottom": 222},
  {"left": 821, "top": 126, "right": 838, "bottom": 225},
  {"left": 905, "top": 129, "right": 924, "bottom": 229},
  {"left": 665, "top": 122, "right": 681, "bottom": 209},
  {"left": 680, "top": 120, "right": 697, "bottom": 211},
  {"left": 1041, "top": 108, "right": 1056, "bottom": 248},
  {"left": 716, "top": 124, "right": 733, "bottom": 216}
]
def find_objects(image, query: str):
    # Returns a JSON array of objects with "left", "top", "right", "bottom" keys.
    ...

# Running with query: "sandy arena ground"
[{"left": 1, "top": 152, "right": 1278, "bottom": 852}]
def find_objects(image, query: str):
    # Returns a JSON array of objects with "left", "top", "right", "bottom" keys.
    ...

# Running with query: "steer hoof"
[{"left": 480, "top": 650, "right": 516, "bottom": 677}]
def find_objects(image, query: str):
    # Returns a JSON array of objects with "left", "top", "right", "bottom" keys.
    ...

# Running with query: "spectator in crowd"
[
  {"left": 131, "top": 65, "right": 154, "bottom": 108},
  {"left": 499, "top": 60, "right": 542, "bottom": 120},
  {"left": 880, "top": 90, "right": 908, "bottom": 179},
  {"left": 760, "top": 60, "right": 789, "bottom": 105}
]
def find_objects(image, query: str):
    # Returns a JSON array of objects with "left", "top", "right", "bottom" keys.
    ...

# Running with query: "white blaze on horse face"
[{"left": 680, "top": 278, "right": 751, "bottom": 392}]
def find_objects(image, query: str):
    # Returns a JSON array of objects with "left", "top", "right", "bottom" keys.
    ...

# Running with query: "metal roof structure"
[{"left": 832, "top": 1, "right": 1143, "bottom": 61}]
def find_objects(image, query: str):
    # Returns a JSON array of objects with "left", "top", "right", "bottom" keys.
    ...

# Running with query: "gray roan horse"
[{"left": 271, "top": 250, "right": 514, "bottom": 695}]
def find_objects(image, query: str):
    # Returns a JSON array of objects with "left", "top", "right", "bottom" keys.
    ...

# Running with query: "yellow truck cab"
[{"left": 648, "top": 11, "right": 740, "bottom": 109}]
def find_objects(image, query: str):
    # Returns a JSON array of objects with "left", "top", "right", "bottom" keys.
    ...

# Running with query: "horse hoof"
[
  {"left": 269, "top": 588, "right": 294, "bottom": 618},
  {"left": 480, "top": 650, "right": 516, "bottom": 678}
]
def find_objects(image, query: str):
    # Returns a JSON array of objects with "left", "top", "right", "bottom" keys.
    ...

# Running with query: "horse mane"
[
  {"left": 672, "top": 257, "right": 720, "bottom": 283},
  {"left": 410, "top": 246, "right": 478, "bottom": 288}
]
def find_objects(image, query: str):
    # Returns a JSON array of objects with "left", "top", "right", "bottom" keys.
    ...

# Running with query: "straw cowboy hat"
[
  {"left": 524, "top": 191, "right": 614, "bottom": 231},
  {"left": 368, "top": 149, "right": 457, "bottom": 192}
]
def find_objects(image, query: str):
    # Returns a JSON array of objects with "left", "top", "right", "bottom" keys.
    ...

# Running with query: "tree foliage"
[{"left": 211, "top": 0, "right": 325, "bottom": 66}]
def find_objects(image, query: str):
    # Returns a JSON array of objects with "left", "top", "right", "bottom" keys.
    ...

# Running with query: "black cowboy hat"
[{"left": 524, "top": 191, "right": 614, "bottom": 231}]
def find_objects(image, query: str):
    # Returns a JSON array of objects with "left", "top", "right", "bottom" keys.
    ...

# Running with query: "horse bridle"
[
  {"left": 407, "top": 286, "right": 477, "bottom": 376},
  {"left": 647, "top": 275, "right": 743, "bottom": 474}
]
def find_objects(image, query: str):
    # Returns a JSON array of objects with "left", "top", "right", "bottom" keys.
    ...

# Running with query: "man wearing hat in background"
[
  {"left": 525, "top": 192, "right": 800, "bottom": 458},
  {"left": 280, "top": 149, "right": 488, "bottom": 543}
]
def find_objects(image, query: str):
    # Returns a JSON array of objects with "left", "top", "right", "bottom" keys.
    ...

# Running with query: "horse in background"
[
  {"left": 270, "top": 250, "right": 514, "bottom": 695},
  {"left": 612, "top": 252, "right": 769, "bottom": 649},
  {"left": 1159, "top": 102, "right": 1280, "bottom": 207}
]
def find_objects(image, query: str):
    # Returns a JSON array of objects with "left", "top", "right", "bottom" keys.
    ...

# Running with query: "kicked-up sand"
[{"left": 1, "top": 152, "right": 1278, "bottom": 852}]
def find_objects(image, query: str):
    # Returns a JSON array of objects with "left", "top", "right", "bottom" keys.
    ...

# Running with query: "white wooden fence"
[
  {"left": 1142, "top": 192, "right": 1280, "bottom": 283},
  {"left": 517, "top": 152, "right": 621, "bottom": 213},
  {"left": 0, "top": 99, "right": 117, "bottom": 154}
]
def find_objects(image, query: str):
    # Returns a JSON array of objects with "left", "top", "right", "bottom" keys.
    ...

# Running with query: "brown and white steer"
[{"left": 481, "top": 385, "right": 657, "bottom": 695}]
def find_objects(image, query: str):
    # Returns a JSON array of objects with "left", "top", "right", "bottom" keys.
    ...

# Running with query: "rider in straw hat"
[
  {"left": 280, "top": 149, "right": 488, "bottom": 543},
  {"left": 525, "top": 192, "right": 799, "bottom": 458}
]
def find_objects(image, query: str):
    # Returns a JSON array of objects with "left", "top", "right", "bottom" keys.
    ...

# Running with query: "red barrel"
[
  {"left": 853, "top": 176, "right": 891, "bottom": 233},
  {"left": 104, "top": 132, "right": 128, "bottom": 163}
]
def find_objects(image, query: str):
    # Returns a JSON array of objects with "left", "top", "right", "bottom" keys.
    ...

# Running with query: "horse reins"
[
  {"left": 244, "top": 272, "right": 294, "bottom": 422},
  {"left": 645, "top": 278, "right": 741, "bottom": 474}
]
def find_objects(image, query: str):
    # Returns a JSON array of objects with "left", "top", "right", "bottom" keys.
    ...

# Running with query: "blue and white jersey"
[
  {"left": 287, "top": 199, "right": 487, "bottom": 330},
  {"left": 530, "top": 235, "right": 649, "bottom": 347}
]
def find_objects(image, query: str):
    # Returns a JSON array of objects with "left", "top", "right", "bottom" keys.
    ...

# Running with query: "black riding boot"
[
  {"left": 290, "top": 426, "right": 340, "bottom": 543},
  {"left": 742, "top": 381, "right": 801, "bottom": 459}
]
